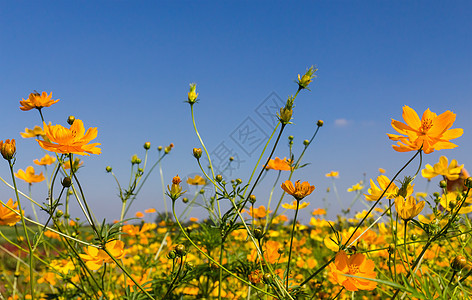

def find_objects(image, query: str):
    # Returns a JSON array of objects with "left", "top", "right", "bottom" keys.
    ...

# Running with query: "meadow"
[{"left": 0, "top": 67, "right": 471, "bottom": 299}]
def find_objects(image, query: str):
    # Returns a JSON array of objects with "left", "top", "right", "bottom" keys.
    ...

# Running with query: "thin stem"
[{"left": 286, "top": 199, "right": 300, "bottom": 290}]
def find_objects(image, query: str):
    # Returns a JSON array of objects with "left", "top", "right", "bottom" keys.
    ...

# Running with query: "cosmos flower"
[
  {"left": 37, "top": 119, "right": 101, "bottom": 156},
  {"left": 79, "top": 240, "right": 126, "bottom": 271},
  {"left": 0, "top": 199, "right": 22, "bottom": 226},
  {"left": 387, "top": 106, "right": 463, "bottom": 154},
  {"left": 421, "top": 156, "right": 463, "bottom": 180},
  {"left": 282, "top": 200, "right": 310, "bottom": 210},
  {"left": 394, "top": 195, "right": 425, "bottom": 221},
  {"left": 329, "top": 250, "right": 377, "bottom": 291},
  {"left": 20, "top": 126, "right": 46, "bottom": 138},
  {"left": 186, "top": 175, "right": 206, "bottom": 185},
  {"left": 20, "top": 91, "right": 59, "bottom": 111},
  {"left": 15, "top": 166, "right": 45, "bottom": 184},
  {"left": 265, "top": 157, "right": 291, "bottom": 171},
  {"left": 281, "top": 180, "right": 315, "bottom": 201},
  {"left": 34, "top": 154, "right": 56, "bottom": 166},
  {"left": 325, "top": 171, "right": 339, "bottom": 178}
]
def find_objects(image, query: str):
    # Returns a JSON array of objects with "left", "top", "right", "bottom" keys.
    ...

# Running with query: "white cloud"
[{"left": 334, "top": 118, "right": 351, "bottom": 127}]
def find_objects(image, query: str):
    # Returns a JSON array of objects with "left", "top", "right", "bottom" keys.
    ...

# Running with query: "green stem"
[{"left": 286, "top": 199, "right": 300, "bottom": 290}]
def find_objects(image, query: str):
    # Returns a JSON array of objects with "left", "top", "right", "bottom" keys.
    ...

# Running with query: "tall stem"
[{"left": 286, "top": 199, "right": 300, "bottom": 290}]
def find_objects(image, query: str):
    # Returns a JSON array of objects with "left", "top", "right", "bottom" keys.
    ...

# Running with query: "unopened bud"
[
  {"left": 193, "top": 148, "right": 202, "bottom": 159},
  {"left": 465, "top": 177, "right": 472, "bottom": 189},
  {"left": 182, "top": 197, "right": 189, "bottom": 203},
  {"left": 56, "top": 210, "right": 64, "bottom": 218},
  {"left": 67, "top": 116, "right": 75, "bottom": 125},
  {"left": 215, "top": 175, "right": 223, "bottom": 182},
  {"left": 288, "top": 135, "right": 294, "bottom": 141},
  {"left": 253, "top": 228, "right": 264, "bottom": 240},
  {"left": 236, "top": 178, "right": 242, "bottom": 185},
  {"left": 62, "top": 177, "right": 72, "bottom": 188},
  {"left": 106, "top": 166, "right": 112, "bottom": 173},
  {"left": 303, "top": 139, "right": 310, "bottom": 146},
  {"left": 175, "top": 244, "right": 186, "bottom": 257},
  {"left": 0, "top": 139, "right": 16, "bottom": 161},
  {"left": 451, "top": 256, "right": 468, "bottom": 271},
  {"left": 317, "top": 120, "right": 324, "bottom": 127},
  {"left": 249, "top": 194, "right": 256, "bottom": 204},
  {"left": 439, "top": 180, "right": 447, "bottom": 189},
  {"left": 229, "top": 156, "right": 234, "bottom": 161},
  {"left": 143, "top": 142, "right": 151, "bottom": 150},
  {"left": 158, "top": 146, "right": 163, "bottom": 151}
]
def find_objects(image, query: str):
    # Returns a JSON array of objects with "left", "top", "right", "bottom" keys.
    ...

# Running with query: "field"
[{"left": 0, "top": 69, "right": 471, "bottom": 299}]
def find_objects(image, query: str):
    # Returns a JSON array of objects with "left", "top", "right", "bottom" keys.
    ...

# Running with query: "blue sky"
[{"left": 1, "top": 1, "right": 471, "bottom": 224}]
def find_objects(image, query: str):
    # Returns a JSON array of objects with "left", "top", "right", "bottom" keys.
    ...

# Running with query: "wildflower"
[
  {"left": 447, "top": 168, "right": 470, "bottom": 193},
  {"left": 15, "top": 166, "right": 45, "bottom": 184},
  {"left": 422, "top": 156, "right": 463, "bottom": 181},
  {"left": 167, "top": 175, "right": 185, "bottom": 201},
  {"left": 126, "top": 273, "right": 152, "bottom": 292},
  {"left": 328, "top": 250, "right": 377, "bottom": 291},
  {"left": 439, "top": 192, "right": 472, "bottom": 214},
  {"left": 325, "top": 171, "right": 339, "bottom": 178},
  {"left": 312, "top": 208, "right": 326, "bottom": 215},
  {"left": 135, "top": 212, "right": 144, "bottom": 218},
  {"left": 192, "top": 148, "right": 202, "bottom": 159},
  {"left": 248, "top": 270, "right": 262, "bottom": 284},
  {"left": 282, "top": 200, "right": 310, "bottom": 210},
  {"left": 394, "top": 195, "right": 425, "bottom": 221},
  {"left": 19, "top": 91, "right": 59, "bottom": 111},
  {"left": 364, "top": 175, "right": 401, "bottom": 201},
  {"left": 63, "top": 158, "right": 83, "bottom": 170},
  {"left": 186, "top": 175, "right": 206, "bottom": 185},
  {"left": 34, "top": 154, "right": 56, "bottom": 166},
  {"left": 0, "top": 139, "right": 16, "bottom": 160},
  {"left": 387, "top": 106, "right": 463, "bottom": 154},
  {"left": 265, "top": 157, "right": 291, "bottom": 171},
  {"left": 281, "top": 180, "right": 315, "bottom": 201},
  {"left": 245, "top": 205, "right": 270, "bottom": 219},
  {"left": 20, "top": 126, "right": 46, "bottom": 138},
  {"left": 278, "top": 96, "right": 294, "bottom": 124},
  {"left": 348, "top": 182, "right": 364, "bottom": 192},
  {"left": 38, "top": 119, "right": 101, "bottom": 156},
  {"left": 378, "top": 168, "right": 386, "bottom": 174},
  {"left": 187, "top": 83, "right": 198, "bottom": 104},
  {"left": 0, "top": 199, "right": 22, "bottom": 226},
  {"left": 144, "top": 208, "right": 156, "bottom": 213},
  {"left": 79, "top": 240, "right": 126, "bottom": 270},
  {"left": 296, "top": 66, "right": 317, "bottom": 90}
]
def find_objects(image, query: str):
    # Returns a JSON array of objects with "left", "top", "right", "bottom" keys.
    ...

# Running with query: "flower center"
[
  {"left": 420, "top": 118, "right": 433, "bottom": 133},
  {"left": 348, "top": 264, "right": 359, "bottom": 274}
]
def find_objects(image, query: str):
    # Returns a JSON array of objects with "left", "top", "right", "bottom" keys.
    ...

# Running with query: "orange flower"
[
  {"left": 312, "top": 208, "right": 326, "bottom": 216},
  {"left": 387, "top": 106, "right": 463, "bottom": 154},
  {"left": 329, "top": 250, "right": 377, "bottom": 291},
  {"left": 20, "top": 126, "right": 46, "bottom": 138},
  {"left": 281, "top": 180, "right": 315, "bottom": 200},
  {"left": 144, "top": 208, "right": 156, "bottom": 213},
  {"left": 79, "top": 240, "right": 126, "bottom": 270},
  {"left": 19, "top": 91, "right": 59, "bottom": 111},
  {"left": 395, "top": 195, "right": 425, "bottom": 221},
  {"left": 245, "top": 205, "right": 271, "bottom": 219},
  {"left": 37, "top": 119, "right": 101, "bottom": 156},
  {"left": 186, "top": 175, "right": 206, "bottom": 185},
  {"left": 167, "top": 175, "right": 185, "bottom": 200},
  {"left": 135, "top": 212, "right": 144, "bottom": 218},
  {"left": 15, "top": 166, "right": 45, "bottom": 184},
  {"left": 265, "top": 157, "right": 291, "bottom": 171},
  {"left": 0, "top": 199, "right": 22, "bottom": 226},
  {"left": 34, "top": 154, "right": 56, "bottom": 166},
  {"left": 0, "top": 139, "right": 16, "bottom": 160},
  {"left": 325, "top": 171, "right": 339, "bottom": 178}
]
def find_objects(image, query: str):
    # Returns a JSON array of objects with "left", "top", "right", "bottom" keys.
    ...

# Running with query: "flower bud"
[
  {"left": 278, "top": 107, "right": 293, "bottom": 124},
  {"left": 236, "top": 178, "right": 242, "bottom": 185},
  {"left": 263, "top": 273, "right": 272, "bottom": 284},
  {"left": 229, "top": 156, "right": 234, "bottom": 161},
  {"left": 303, "top": 139, "right": 310, "bottom": 146},
  {"left": 193, "top": 148, "right": 202, "bottom": 159},
  {"left": 451, "top": 255, "right": 468, "bottom": 271},
  {"left": 253, "top": 228, "right": 264, "bottom": 240},
  {"left": 56, "top": 210, "right": 64, "bottom": 218},
  {"left": 143, "top": 142, "right": 151, "bottom": 150},
  {"left": 158, "top": 146, "right": 163, "bottom": 151},
  {"left": 167, "top": 250, "right": 176, "bottom": 259},
  {"left": 288, "top": 135, "right": 294, "bottom": 141},
  {"left": 182, "top": 197, "right": 189, "bottom": 203},
  {"left": 249, "top": 194, "right": 256, "bottom": 204},
  {"left": 297, "top": 66, "right": 317, "bottom": 90},
  {"left": 465, "top": 177, "right": 472, "bottom": 189},
  {"left": 175, "top": 244, "right": 186, "bottom": 257},
  {"left": 215, "top": 174, "right": 223, "bottom": 182},
  {"left": 0, "top": 139, "right": 16, "bottom": 161},
  {"left": 131, "top": 154, "right": 140, "bottom": 164},
  {"left": 187, "top": 83, "right": 198, "bottom": 104},
  {"left": 317, "top": 120, "right": 324, "bottom": 127},
  {"left": 439, "top": 180, "right": 447, "bottom": 189},
  {"left": 165, "top": 143, "right": 174, "bottom": 154},
  {"left": 106, "top": 166, "right": 112, "bottom": 173},
  {"left": 67, "top": 116, "right": 75, "bottom": 125},
  {"left": 62, "top": 177, "right": 72, "bottom": 188}
]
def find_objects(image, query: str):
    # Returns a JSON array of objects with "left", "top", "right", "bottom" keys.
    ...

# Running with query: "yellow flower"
[
  {"left": 394, "top": 195, "right": 425, "bottom": 221},
  {"left": 0, "top": 139, "right": 16, "bottom": 160},
  {"left": 20, "top": 91, "right": 60, "bottom": 111},
  {"left": 186, "top": 175, "right": 206, "bottom": 185},
  {"left": 79, "top": 240, "right": 126, "bottom": 270},
  {"left": 63, "top": 158, "right": 83, "bottom": 170},
  {"left": 297, "top": 66, "right": 317, "bottom": 90},
  {"left": 328, "top": 250, "right": 377, "bottom": 291},
  {"left": 144, "top": 208, "right": 156, "bottom": 213},
  {"left": 282, "top": 200, "right": 310, "bottom": 210},
  {"left": 312, "top": 208, "right": 326, "bottom": 216},
  {"left": 187, "top": 83, "right": 198, "bottom": 103},
  {"left": 265, "top": 157, "right": 291, "bottom": 171},
  {"left": 15, "top": 166, "right": 45, "bottom": 184},
  {"left": 325, "top": 171, "right": 339, "bottom": 178},
  {"left": 20, "top": 126, "right": 46, "bottom": 138},
  {"left": 387, "top": 106, "right": 463, "bottom": 154},
  {"left": 38, "top": 119, "right": 101, "bottom": 156},
  {"left": 364, "top": 175, "right": 399, "bottom": 201},
  {"left": 440, "top": 192, "right": 472, "bottom": 214},
  {"left": 0, "top": 199, "right": 22, "bottom": 226},
  {"left": 378, "top": 168, "right": 386, "bottom": 174},
  {"left": 281, "top": 180, "right": 315, "bottom": 201},
  {"left": 34, "top": 154, "right": 56, "bottom": 166},
  {"left": 167, "top": 175, "right": 185, "bottom": 200},
  {"left": 421, "top": 156, "right": 463, "bottom": 180},
  {"left": 348, "top": 182, "right": 364, "bottom": 192}
]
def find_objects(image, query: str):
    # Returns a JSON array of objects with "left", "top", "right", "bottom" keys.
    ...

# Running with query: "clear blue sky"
[{"left": 1, "top": 1, "right": 471, "bottom": 224}]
